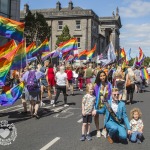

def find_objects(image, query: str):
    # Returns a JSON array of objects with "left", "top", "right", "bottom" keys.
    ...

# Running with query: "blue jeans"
[
  {"left": 106, "top": 120, "right": 127, "bottom": 140},
  {"left": 130, "top": 131, "right": 143, "bottom": 142}
]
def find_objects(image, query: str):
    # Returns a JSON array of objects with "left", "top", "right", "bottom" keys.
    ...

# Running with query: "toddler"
[
  {"left": 130, "top": 108, "right": 144, "bottom": 144},
  {"left": 80, "top": 83, "right": 95, "bottom": 141}
]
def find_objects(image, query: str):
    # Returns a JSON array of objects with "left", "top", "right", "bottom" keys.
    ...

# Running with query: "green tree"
[
  {"left": 24, "top": 11, "right": 51, "bottom": 46},
  {"left": 56, "top": 25, "right": 71, "bottom": 46}
]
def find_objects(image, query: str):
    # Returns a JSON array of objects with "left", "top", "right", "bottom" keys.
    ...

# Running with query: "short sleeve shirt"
[
  {"left": 56, "top": 72, "right": 67, "bottom": 86},
  {"left": 130, "top": 119, "right": 144, "bottom": 132},
  {"left": 82, "top": 94, "right": 96, "bottom": 115}
]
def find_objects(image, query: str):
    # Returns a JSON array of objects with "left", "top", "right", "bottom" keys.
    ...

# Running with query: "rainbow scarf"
[
  {"left": 26, "top": 42, "right": 36, "bottom": 59},
  {"left": 0, "top": 40, "right": 17, "bottom": 57},
  {"left": 0, "top": 82, "right": 24, "bottom": 106},
  {"left": 0, "top": 16, "right": 24, "bottom": 42},
  {"left": 94, "top": 82, "right": 112, "bottom": 109},
  {"left": 11, "top": 40, "right": 26, "bottom": 70},
  {"left": 86, "top": 44, "right": 96, "bottom": 59},
  {"left": 32, "top": 39, "right": 50, "bottom": 57},
  {"left": 0, "top": 46, "right": 18, "bottom": 86},
  {"left": 58, "top": 38, "right": 77, "bottom": 53},
  {"left": 141, "top": 68, "right": 149, "bottom": 80}
]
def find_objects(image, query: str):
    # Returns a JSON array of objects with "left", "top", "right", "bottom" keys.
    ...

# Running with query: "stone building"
[
  {"left": 0, "top": 0, "right": 20, "bottom": 45},
  {"left": 20, "top": 1, "right": 122, "bottom": 55}
]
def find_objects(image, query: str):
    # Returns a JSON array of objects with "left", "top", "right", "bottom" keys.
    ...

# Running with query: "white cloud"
[
  {"left": 120, "top": 0, "right": 150, "bottom": 18},
  {"left": 120, "top": 23, "right": 150, "bottom": 57}
]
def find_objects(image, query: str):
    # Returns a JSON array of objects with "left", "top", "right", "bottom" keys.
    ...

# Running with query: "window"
[
  {"left": 58, "top": 21, "right": 63, "bottom": 30},
  {"left": 76, "top": 20, "right": 81, "bottom": 30},
  {"left": 77, "top": 37, "right": 81, "bottom": 48},
  {"left": 0, "top": 0, "right": 10, "bottom": 17}
]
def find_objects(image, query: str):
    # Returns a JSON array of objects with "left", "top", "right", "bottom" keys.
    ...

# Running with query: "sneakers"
[
  {"left": 80, "top": 89, "right": 83, "bottom": 91},
  {"left": 137, "top": 139, "right": 141, "bottom": 144},
  {"left": 86, "top": 134, "right": 92, "bottom": 141},
  {"left": 64, "top": 104, "right": 69, "bottom": 107},
  {"left": 40, "top": 102, "right": 46, "bottom": 107},
  {"left": 96, "top": 130, "right": 101, "bottom": 138},
  {"left": 80, "top": 135, "right": 86, "bottom": 141},
  {"left": 51, "top": 100, "right": 55, "bottom": 105},
  {"left": 101, "top": 129, "right": 107, "bottom": 138},
  {"left": 52, "top": 104, "right": 55, "bottom": 107}
]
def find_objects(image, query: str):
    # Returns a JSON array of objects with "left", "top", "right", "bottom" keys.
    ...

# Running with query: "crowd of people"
[{"left": 0, "top": 60, "right": 149, "bottom": 144}]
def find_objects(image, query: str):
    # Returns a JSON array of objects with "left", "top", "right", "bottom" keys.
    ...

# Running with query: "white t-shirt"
[
  {"left": 147, "top": 67, "right": 150, "bottom": 75},
  {"left": 55, "top": 72, "right": 67, "bottom": 86}
]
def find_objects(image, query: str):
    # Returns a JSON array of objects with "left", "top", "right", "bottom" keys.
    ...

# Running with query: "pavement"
[{"left": 0, "top": 86, "right": 150, "bottom": 150}]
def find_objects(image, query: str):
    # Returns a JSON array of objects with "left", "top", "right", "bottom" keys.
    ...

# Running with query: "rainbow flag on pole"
[
  {"left": 32, "top": 39, "right": 50, "bottom": 57},
  {"left": 0, "top": 40, "right": 17, "bottom": 57},
  {"left": 11, "top": 40, "right": 26, "bottom": 70},
  {"left": 0, "top": 46, "right": 18, "bottom": 86},
  {"left": 0, "top": 16, "right": 24, "bottom": 42},
  {"left": 86, "top": 44, "right": 96, "bottom": 59},
  {"left": 137, "top": 47, "right": 145, "bottom": 66},
  {"left": 120, "top": 48, "right": 126, "bottom": 58},
  {"left": 58, "top": 38, "right": 77, "bottom": 53},
  {"left": 78, "top": 50, "right": 87, "bottom": 60},
  {"left": 0, "top": 82, "right": 24, "bottom": 106},
  {"left": 26, "top": 42, "right": 36, "bottom": 59}
]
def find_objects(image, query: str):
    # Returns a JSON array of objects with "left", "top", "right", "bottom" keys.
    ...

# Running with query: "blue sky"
[{"left": 20, "top": 0, "right": 150, "bottom": 57}]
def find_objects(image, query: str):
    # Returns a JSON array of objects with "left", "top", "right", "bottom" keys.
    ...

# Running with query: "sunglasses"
[{"left": 113, "top": 94, "right": 119, "bottom": 96}]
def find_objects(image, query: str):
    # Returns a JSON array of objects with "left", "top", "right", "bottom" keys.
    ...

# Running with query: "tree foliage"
[
  {"left": 24, "top": 11, "right": 51, "bottom": 46},
  {"left": 56, "top": 25, "right": 71, "bottom": 46}
]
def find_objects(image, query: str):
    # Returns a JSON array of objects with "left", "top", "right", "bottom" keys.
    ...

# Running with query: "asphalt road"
[{"left": 0, "top": 86, "right": 150, "bottom": 150}]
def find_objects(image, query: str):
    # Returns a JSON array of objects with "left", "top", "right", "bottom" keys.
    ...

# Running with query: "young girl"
[
  {"left": 130, "top": 108, "right": 144, "bottom": 144},
  {"left": 80, "top": 83, "right": 96, "bottom": 141}
]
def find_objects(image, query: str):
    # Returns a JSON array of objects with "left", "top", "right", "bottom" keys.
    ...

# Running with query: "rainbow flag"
[
  {"left": 32, "top": 39, "right": 50, "bottom": 57},
  {"left": 11, "top": 40, "right": 26, "bottom": 70},
  {"left": 58, "top": 38, "right": 77, "bottom": 53},
  {"left": 0, "top": 82, "right": 24, "bottom": 106},
  {"left": 141, "top": 68, "right": 149, "bottom": 80},
  {"left": 41, "top": 51, "right": 54, "bottom": 61},
  {"left": 137, "top": 47, "right": 145, "bottom": 66},
  {"left": 26, "top": 42, "right": 36, "bottom": 59},
  {"left": 78, "top": 50, "right": 87, "bottom": 60},
  {"left": 0, "top": 40, "right": 17, "bottom": 57},
  {"left": 86, "top": 44, "right": 96, "bottom": 59},
  {"left": 120, "top": 48, "right": 126, "bottom": 58},
  {"left": 0, "top": 16, "right": 24, "bottom": 42},
  {"left": 0, "top": 46, "right": 18, "bottom": 86}
]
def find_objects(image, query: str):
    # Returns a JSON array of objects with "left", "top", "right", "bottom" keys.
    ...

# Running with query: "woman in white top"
[{"left": 53, "top": 66, "right": 68, "bottom": 107}]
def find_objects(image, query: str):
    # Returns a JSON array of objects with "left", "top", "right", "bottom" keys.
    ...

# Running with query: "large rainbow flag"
[
  {"left": 0, "top": 82, "right": 24, "bottom": 106},
  {"left": 86, "top": 44, "right": 96, "bottom": 59},
  {"left": 32, "top": 39, "right": 50, "bottom": 57},
  {"left": 0, "top": 46, "right": 18, "bottom": 86},
  {"left": 26, "top": 42, "right": 36, "bottom": 59},
  {"left": 0, "top": 16, "right": 24, "bottom": 42},
  {"left": 0, "top": 40, "right": 17, "bottom": 57},
  {"left": 58, "top": 38, "right": 77, "bottom": 53},
  {"left": 11, "top": 40, "right": 26, "bottom": 70}
]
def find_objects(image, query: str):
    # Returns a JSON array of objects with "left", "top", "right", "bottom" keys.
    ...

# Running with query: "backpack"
[{"left": 26, "top": 71, "right": 38, "bottom": 91}]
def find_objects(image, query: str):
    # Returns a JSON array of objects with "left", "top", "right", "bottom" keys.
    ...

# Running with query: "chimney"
[
  {"left": 68, "top": 1, "right": 73, "bottom": 10},
  {"left": 56, "top": 1, "right": 61, "bottom": 11},
  {"left": 24, "top": 4, "right": 29, "bottom": 15}
]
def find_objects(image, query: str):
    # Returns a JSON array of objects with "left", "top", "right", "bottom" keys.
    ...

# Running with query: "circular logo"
[{"left": 0, "top": 120, "right": 17, "bottom": 146}]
